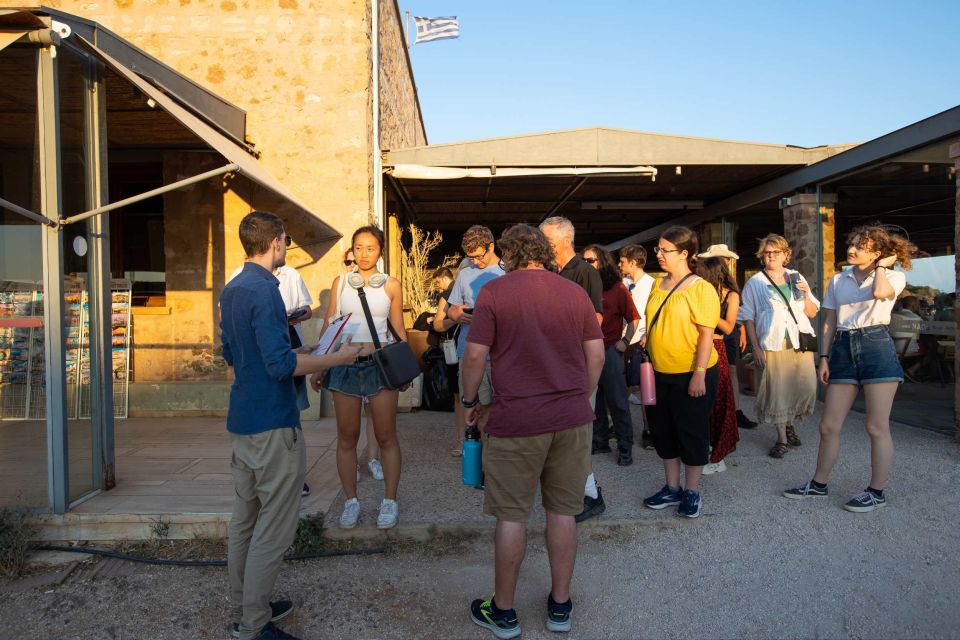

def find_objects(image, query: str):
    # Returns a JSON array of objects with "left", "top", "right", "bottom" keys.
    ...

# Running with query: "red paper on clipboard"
[{"left": 313, "top": 313, "right": 352, "bottom": 354}]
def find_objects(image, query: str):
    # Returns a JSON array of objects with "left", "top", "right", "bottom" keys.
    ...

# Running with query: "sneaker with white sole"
[
  {"left": 843, "top": 490, "right": 886, "bottom": 513},
  {"left": 377, "top": 498, "right": 398, "bottom": 529},
  {"left": 783, "top": 481, "right": 828, "bottom": 499},
  {"left": 702, "top": 460, "right": 727, "bottom": 475},
  {"left": 339, "top": 498, "right": 360, "bottom": 529},
  {"left": 368, "top": 458, "right": 384, "bottom": 481}
]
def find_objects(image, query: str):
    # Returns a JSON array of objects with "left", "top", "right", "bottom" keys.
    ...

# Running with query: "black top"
[
  {"left": 440, "top": 283, "right": 454, "bottom": 303},
  {"left": 559, "top": 255, "right": 603, "bottom": 313}
]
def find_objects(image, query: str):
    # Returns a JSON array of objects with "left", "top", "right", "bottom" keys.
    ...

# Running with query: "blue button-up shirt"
[{"left": 220, "top": 262, "right": 299, "bottom": 434}]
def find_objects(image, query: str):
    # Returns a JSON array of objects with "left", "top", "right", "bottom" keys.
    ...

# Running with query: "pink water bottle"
[{"left": 639, "top": 350, "right": 656, "bottom": 405}]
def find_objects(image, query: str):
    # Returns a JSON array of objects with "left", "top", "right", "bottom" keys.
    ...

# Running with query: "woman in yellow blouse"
[{"left": 641, "top": 226, "right": 721, "bottom": 519}]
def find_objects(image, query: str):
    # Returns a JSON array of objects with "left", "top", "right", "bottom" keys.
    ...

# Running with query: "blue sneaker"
[
  {"left": 643, "top": 484, "right": 682, "bottom": 510},
  {"left": 678, "top": 489, "right": 702, "bottom": 518},
  {"left": 470, "top": 596, "right": 521, "bottom": 639},
  {"left": 546, "top": 593, "right": 572, "bottom": 633}
]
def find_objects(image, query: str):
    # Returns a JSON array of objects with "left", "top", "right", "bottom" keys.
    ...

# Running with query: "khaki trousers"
[{"left": 228, "top": 426, "right": 306, "bottom": 640}]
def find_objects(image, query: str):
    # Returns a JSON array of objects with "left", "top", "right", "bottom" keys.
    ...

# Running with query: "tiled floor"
[{"left": 0, "top": 416, "right": 350, "bottom": 521}]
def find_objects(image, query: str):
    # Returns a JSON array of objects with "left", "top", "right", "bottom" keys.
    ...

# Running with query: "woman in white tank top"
[{"left": 311, "top": 226, "right": 406, "bottom": 530}]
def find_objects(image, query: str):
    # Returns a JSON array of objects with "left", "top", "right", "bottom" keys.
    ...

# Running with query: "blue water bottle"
[{"left": 461, "top": 424, "right": 483, "bottom": 489}]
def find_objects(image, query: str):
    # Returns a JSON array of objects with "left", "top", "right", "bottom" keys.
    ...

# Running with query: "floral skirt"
[{"left": 709, "top": 337, "right": 739, "bottom": 463}]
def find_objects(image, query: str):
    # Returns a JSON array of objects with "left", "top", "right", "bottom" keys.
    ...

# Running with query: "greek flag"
[{"left": 413, "top": 16, "right": 460, "bottom": 44}]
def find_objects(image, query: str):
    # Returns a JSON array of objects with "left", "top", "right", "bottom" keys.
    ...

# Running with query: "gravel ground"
[{"left": 2, "top": 397, "right": 959, "bottom": 639}]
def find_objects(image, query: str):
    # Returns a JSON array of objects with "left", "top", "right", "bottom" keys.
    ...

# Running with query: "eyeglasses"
[
  {"left": 653, "top": 247, "right": 680, "bottom": 255},
  {"left": 466, "top": 248, "right": 489, "bottom": 263},
  {"left": 343, "top": 259, "right": 356, "bottom": 266},
  {"left": 282, "top": 235, "right": 293, "bottom": 248},
  {"left": 762, "top": 250, "right": 783, "bottom": 257}
]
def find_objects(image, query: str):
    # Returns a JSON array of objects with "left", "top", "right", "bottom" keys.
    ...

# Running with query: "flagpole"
[{"left": 405, "top": 10, "right": 411, "bottom": 49}]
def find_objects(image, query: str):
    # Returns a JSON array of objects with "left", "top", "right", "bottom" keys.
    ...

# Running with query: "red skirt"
[{"left": 710, "top": 337, "right": 739, "bottom": 463}]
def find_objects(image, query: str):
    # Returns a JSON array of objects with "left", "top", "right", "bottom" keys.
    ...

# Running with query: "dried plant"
[{"left": 400, "top": 224, "right": 460, "bottom": 319}]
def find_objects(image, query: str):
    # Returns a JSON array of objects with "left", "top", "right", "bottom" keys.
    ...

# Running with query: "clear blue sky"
[{"left": 400, "top": 1, "right": 960, "bottom": 147}]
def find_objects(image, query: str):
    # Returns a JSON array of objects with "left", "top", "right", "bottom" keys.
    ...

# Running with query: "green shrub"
[{"left": 293, "top": 513, "right": 325, "bottom": 555}]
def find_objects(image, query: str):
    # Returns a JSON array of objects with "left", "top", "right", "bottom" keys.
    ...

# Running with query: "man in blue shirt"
[{"left": 220, "top": 211, "right": 360, "bottom": 640}]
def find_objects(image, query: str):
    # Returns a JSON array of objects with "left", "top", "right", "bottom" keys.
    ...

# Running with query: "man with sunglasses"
[{"left": 446, "top": 226, "right": 505, "bottom": 428}]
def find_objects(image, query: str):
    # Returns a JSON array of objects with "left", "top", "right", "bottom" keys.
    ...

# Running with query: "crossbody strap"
[
  {"left": 356, "top": 286, "right": 403, "bottom": 350},
  {"left": 760, "top": 270, "right": 803, "bottom": 329},
  {"left": 648, "top": 272, "right": 695, "bottom": 331}
]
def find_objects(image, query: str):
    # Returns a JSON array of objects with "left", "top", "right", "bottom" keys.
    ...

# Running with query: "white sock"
[{"left": 584, "top": 473, "right": 598, "bottom": 499}]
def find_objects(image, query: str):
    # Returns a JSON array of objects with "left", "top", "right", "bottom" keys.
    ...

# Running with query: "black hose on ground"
[{"left": 33, "top": 544, "right": 386, "bottom": 567}]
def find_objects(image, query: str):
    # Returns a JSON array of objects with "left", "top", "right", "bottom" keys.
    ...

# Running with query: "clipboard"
[{"left": 313, "top": 313, "right": 352, "bottom": 355}]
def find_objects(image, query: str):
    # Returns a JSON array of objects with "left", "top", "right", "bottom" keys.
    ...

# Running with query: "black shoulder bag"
[
  {"left": 760, "top": 270, "right": 818, "bottom": 353},
  {"left": 356, "top": 286, "right": 421, "bottom": 389}
]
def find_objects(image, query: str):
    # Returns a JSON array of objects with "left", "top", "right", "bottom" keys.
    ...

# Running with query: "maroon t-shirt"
[
  {"left": 466, "top": 269, "right": 603, "bottom": 438},
  {"left": 600, "top": 283, "right": 640, "bottom": 349}
]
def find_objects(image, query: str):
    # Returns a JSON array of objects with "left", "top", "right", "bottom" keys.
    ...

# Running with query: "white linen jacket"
[{"left": 738, "top": 270, "right": 820, "bottom": 352}]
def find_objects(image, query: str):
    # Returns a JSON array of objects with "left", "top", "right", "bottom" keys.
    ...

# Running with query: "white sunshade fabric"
[
  {"left": 78, "top": 37, "right": 340, "bottom": 241},
  {"left": 388, "top": 164, "right": 658, "bottom": 180}
]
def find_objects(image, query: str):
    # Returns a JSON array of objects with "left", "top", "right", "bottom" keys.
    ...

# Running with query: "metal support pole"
[
  {"left": 60, "top": 163, "right": 238, "bottom": 225},
  {"left": 38, "top": 43, "right": 69, "bottom": 514},
  {"left": 84, "top": 54, "right": 115, "bottom": 491},
  {"left": 0, "top": 195, "right": 57, "bottom": 226}
]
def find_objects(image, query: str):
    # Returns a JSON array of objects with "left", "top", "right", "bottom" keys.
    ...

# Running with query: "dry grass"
[{"left": 400, "top": 224, "right": 461, "bottom": 318}]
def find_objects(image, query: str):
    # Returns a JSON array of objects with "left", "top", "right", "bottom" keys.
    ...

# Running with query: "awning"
[
  {"left": 77, "top": 37, "right": 340, "bottom": 241},
  {"left": 388, "top": 164, "right": 657, "bottom": 180},
  {"left": 0, "top": 31, "right": 25, "bottom": 53}
]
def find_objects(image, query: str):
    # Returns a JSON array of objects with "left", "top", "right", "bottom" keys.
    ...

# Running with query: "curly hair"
[
  {"left": 498, "top": 224, "right": 558, "bottom": 273},
  {"left": 461, "top": 225, "right": 495, "bottom": 254},
  {"left": 584, "top": 244, "right": 621, "bottom": 291},
  {"left": 755, "top": 233, "right": 792, "bottom": 265},
  {"left": 847, "top": 224, "right": 917, "bottom": 270}
]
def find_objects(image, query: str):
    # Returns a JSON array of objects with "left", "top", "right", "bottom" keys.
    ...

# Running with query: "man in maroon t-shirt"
[{"left": 461, "top": 224, "right": 604, "bottom": 638}]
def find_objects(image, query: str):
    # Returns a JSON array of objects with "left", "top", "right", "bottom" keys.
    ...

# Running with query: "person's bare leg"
[
  {"left": 812, "top": 384, "right": 859, "bottom": 484},
  {"left": 368, "top": 389, "right": 401, "bottom": 500},
  {"left": 332, "top": 392, "right": 363, "bottom": 498},
  {"left": 862, "top": 382, "right": 899, "bottom": 489},
  {"left": 545, "top": 512, "right": 577, "bottom": 603},
  {"left": 364, "top": 405, "right": 380, "bottom": 461},
  {"left": 493, "top": 520, "right": 526, "bottom": 610},
  {"left": 663, "top": 457, "right": 682, "bottom": 488},
  {"left": 775, "top": 423, "right": 788, "bottom": 444},
  {"left": 684, "top": 465, "right": 704, "bottom": 491}
]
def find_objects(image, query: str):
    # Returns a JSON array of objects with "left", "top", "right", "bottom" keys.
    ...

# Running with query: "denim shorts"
[
  {"left": 828, "top": 325, "right": 903, "bottom": 386},
  {"left": 323, "top": 360, "right": 388, "bottom": 398}
]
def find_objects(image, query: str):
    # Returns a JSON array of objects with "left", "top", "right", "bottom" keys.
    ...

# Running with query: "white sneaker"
[
  {"left": 339, "top": 498, "right": 360, "bottom": 529},
  {"left": 377, "top": 498, "right": 398, "bottom": 529},
  {"left": 702, "top": 460, "right": 727, "bottom": 475},
  {"left": 628, "top": 393, "right": 642, "bottom": 406},
  {"left": 368, "top": 458, "right": 384, "bottom": 481}
]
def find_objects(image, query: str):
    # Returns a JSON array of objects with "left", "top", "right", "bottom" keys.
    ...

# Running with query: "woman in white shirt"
[
  {"left": 310, "top": 226, "right": 406, "bottom": 530},
  {"left": 738, "top": 234, "right": 820, "bottom": 459},
  {"left": 784, "top": 225, "right": 917, "bottom": 513}
]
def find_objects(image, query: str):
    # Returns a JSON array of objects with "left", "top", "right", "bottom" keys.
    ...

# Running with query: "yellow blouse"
[{"left": 645, "top": 277, "right": 720, "bottom": 374}]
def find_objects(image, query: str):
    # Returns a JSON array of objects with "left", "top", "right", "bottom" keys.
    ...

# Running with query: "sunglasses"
[
  {"left": 282, "top": 235, "right": 293, "bottom": 248},
  {"left": 343, "top": 259, "right": 356, "bottom": 266},
  {"left": 584, "top": 257, "right": 598, "bottom": 264}
]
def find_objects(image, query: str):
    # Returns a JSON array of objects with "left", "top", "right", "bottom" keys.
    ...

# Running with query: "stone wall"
[
  {"left": 781, "top": 193, "right": 837, "bottom": 298},
  {"left": 379, "top": 0, "right": 426, "bottom": 151}
]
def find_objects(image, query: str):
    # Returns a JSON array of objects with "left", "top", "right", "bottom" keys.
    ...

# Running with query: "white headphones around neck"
[{"left": 346, "top": 272, "right": 387, "bottom": 289}]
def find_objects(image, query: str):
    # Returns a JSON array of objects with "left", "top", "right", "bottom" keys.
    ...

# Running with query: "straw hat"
[{"left": 697, "top": 243, "right": 739, "bottom": 260}]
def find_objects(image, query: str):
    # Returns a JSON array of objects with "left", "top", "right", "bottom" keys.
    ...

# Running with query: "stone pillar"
[
  {"left": 950, "top": 141, "right": 960, "bottom": 443},
  {"left": 780, "top": 192, "right": 838, "bottom": 299}
]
